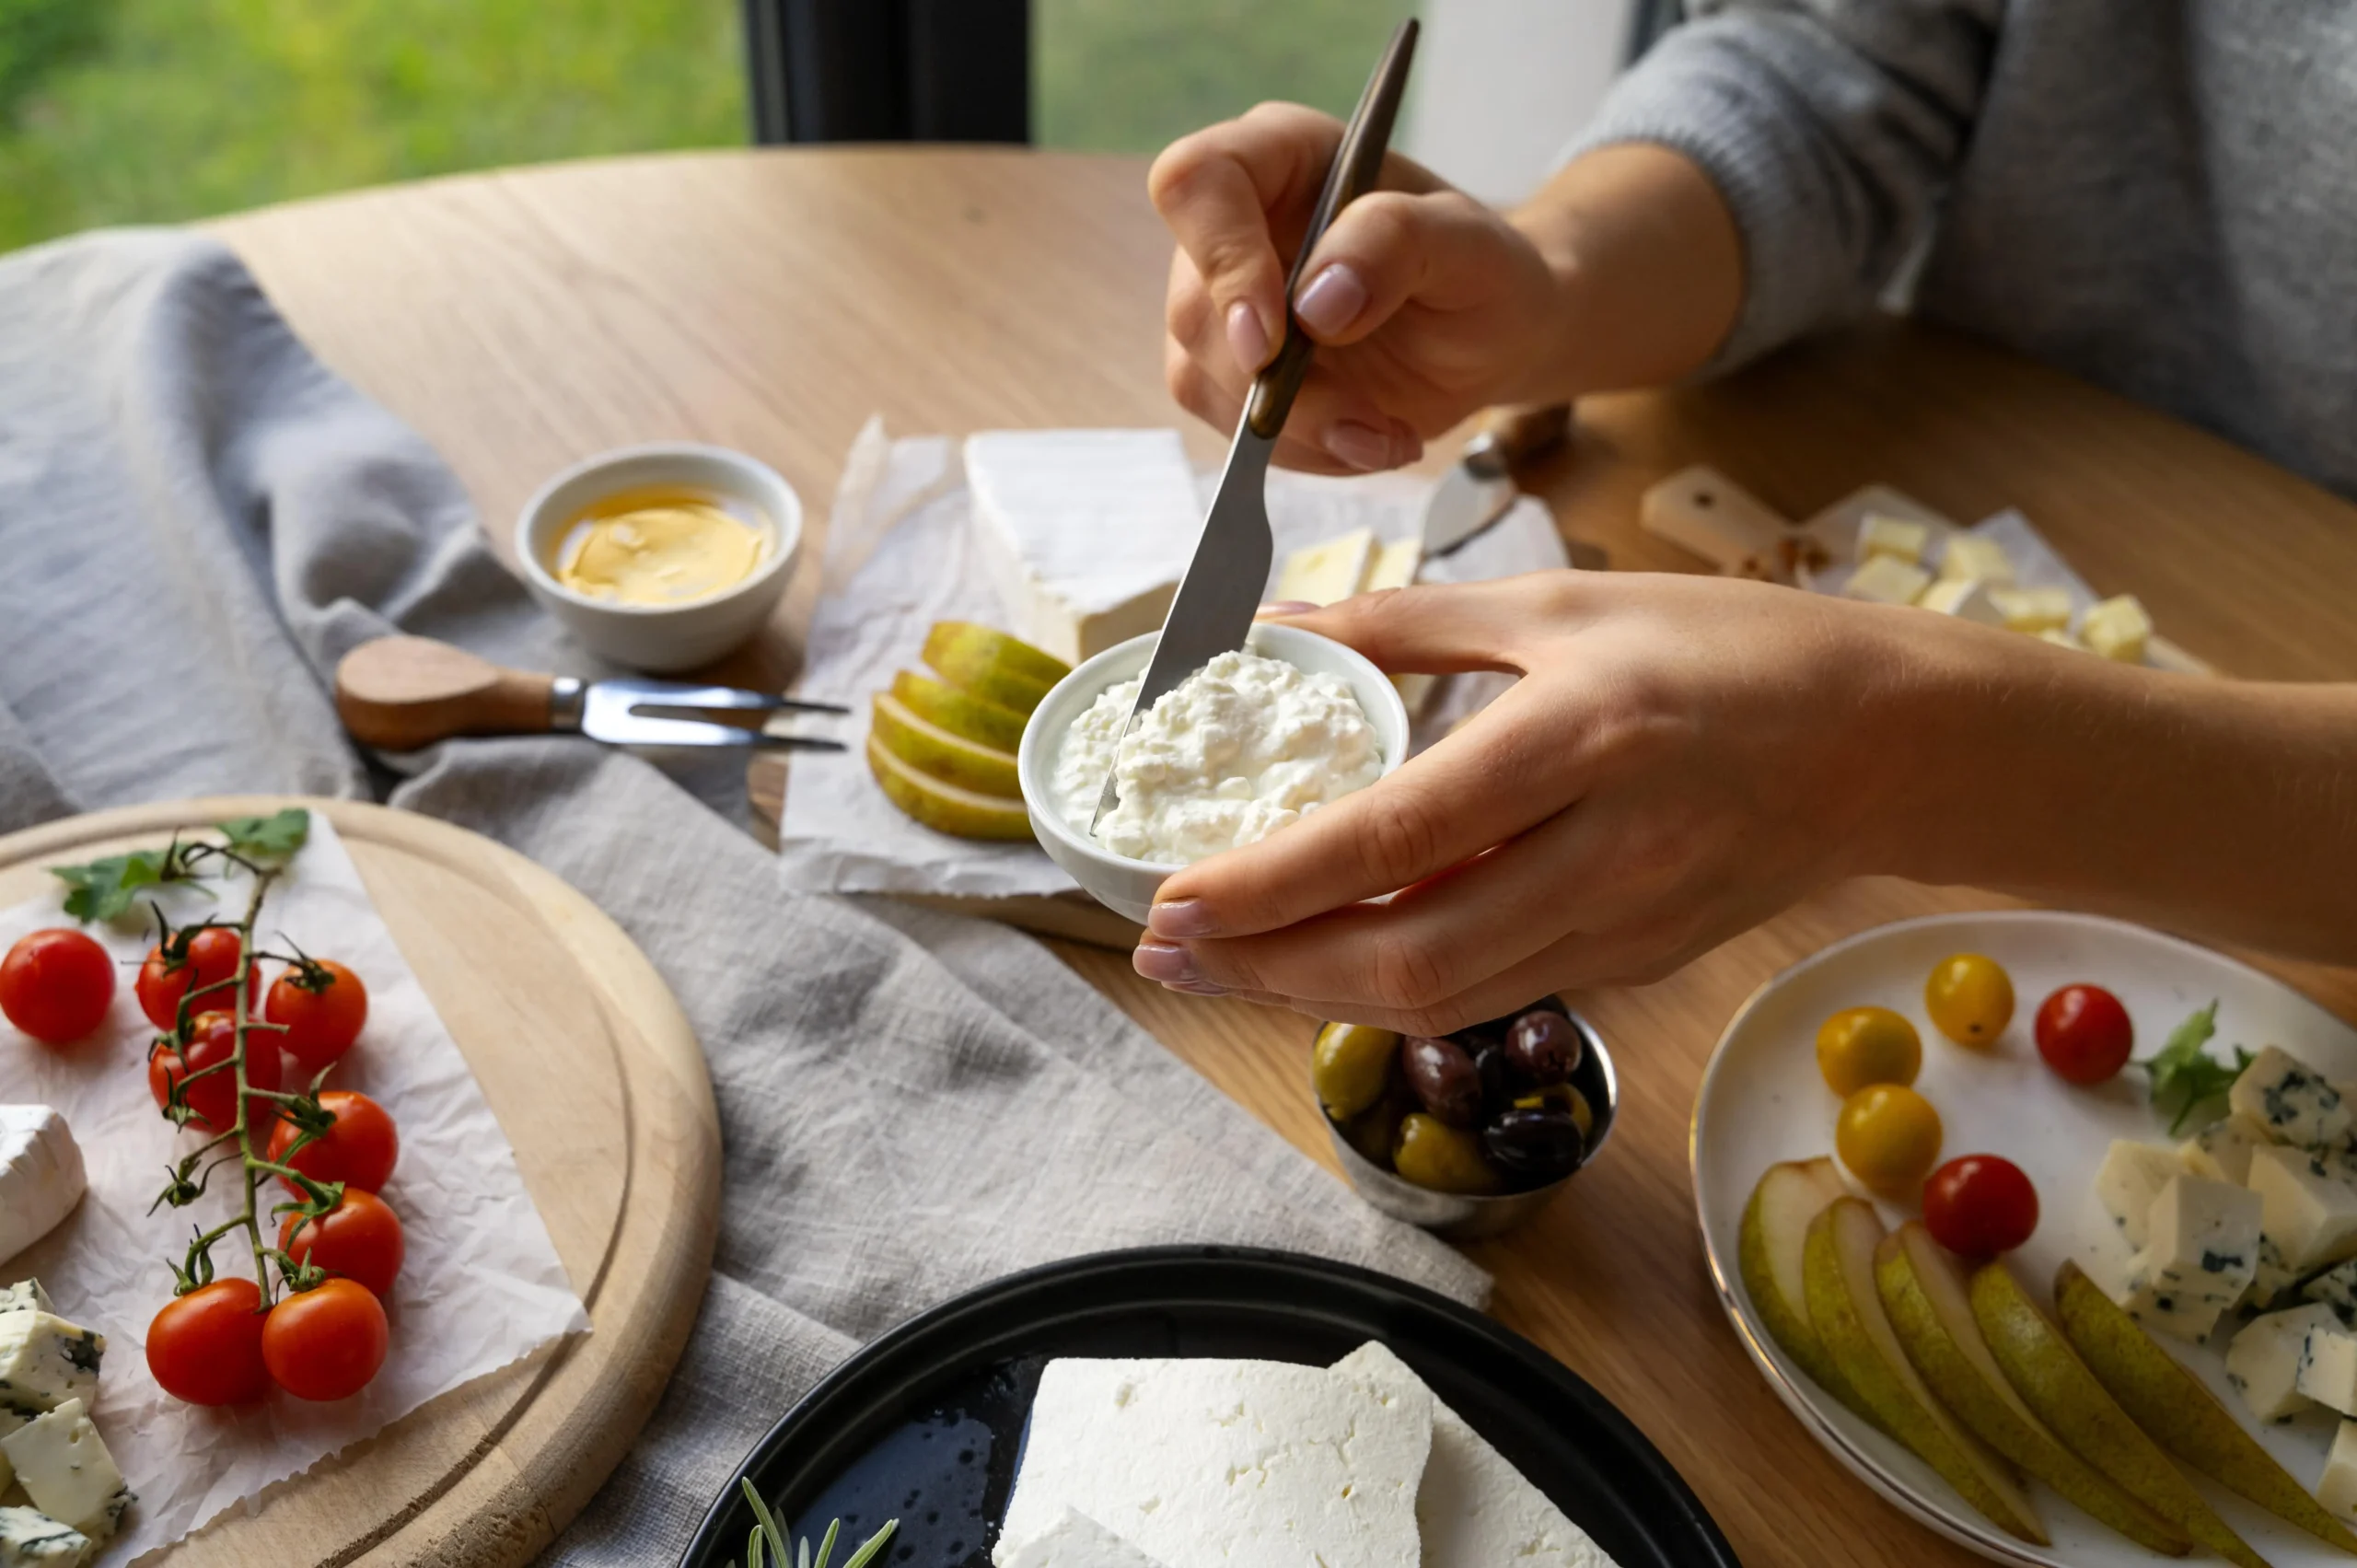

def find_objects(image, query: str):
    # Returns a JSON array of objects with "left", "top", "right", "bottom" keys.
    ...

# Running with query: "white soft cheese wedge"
[
  {"left": 1332, "top": 1342, "right": 1617, "bottom": 1568},
  {"left": 2323, "top": 1422, "right": 2357, "bottom": 1523},
  {"left": 2249, "top": 1145, "right": 2357, "bottom": 1272},
  {"left": 1989, "top": 585, "right": 2073, "bottom": 633},
  {"left": 1937, "top": 534, "right": 2016, "bottom": 587},
  {"left": 1917, "top": 577, "right": 2004, "bottom": 624},
  {"left": 1840, "top": 554, "right": 1931, "bottom": 605},
  {"left": 2232, "top": 1046, "right": 2351, "bottom": 1148},
  {"left": 2226, "top": 1303, "right": 2339, "bottom": 1422},
  {"left": 964, "top": 430, "right": 1202, "bottom": 666},
  {"left": 0, "top": 1400, "right": 128, "bottom": 1544},
  {"left": 1275, "top": 528, "right": 1376, "bottom": 607},
  {"left": 0, "top": 1109, "right": 84, "bottom": 1268},
  {"left": 2093, "top": 1140, "right": 2189, "bottom": 1249},
  {"left": 2118, "top": 1173, "right": 2261, "bottom": 1341},
  {"left": 1857, "top": 514, "right": 1931, "bottom": 565},
  {"left": 993, "top": 1357, "right": 1430, "bottom": 1568},
  {"left": 1361, "top": 537, "right": 1421, "bottom": 593},
  {"left": 1001, "top": 1510, "right": 1173, "bottom": 1568},
  {"left": 2182, "top": 1112, "right": 2275, "bottom": 1186},
  {"left": 0, "top": 1504, "right": 88, "bottom": 1566}
]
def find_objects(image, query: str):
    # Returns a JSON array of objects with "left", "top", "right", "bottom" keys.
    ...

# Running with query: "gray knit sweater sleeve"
[{"left": 1566, "top": 0, "right": 2003, "bottom": 370}]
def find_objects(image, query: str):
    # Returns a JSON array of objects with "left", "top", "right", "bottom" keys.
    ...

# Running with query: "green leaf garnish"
[
  {"left": 217, "top": 808, "right": 310, "bottom": 859},
  {"left": 729, "top": 1482, "right": 894, "bottom": 1568},
  {"left": 50, "top": 849, "right": 168, "bottom": 922},
  {"left": 2138, "top": 1001, "right": 2252, "bottom": 1134}
]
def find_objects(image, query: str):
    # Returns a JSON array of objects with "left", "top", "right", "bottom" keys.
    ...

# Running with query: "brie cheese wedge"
[
  {"left": 1274, "top": 528, "right": 1376, "bottom": 607},
  {"left": 0, "top": 1112, "right": 82, "bottom": 1270}
]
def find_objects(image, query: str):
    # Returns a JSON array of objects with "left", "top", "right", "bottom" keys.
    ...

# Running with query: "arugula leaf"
[
  {"left": 50, "top": 850, "right": 168, "bottom": 923},
  {"left": 217, "top": 808, "right": 310, "bottom": 859},
  {"left": 2138, "top": 1001, "right": 2252, "bottom": 1133}
]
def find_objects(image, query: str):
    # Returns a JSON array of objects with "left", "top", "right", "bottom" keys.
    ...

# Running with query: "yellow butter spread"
[{"left": 555, "top": 489, "right": 768, "bottom": 605}]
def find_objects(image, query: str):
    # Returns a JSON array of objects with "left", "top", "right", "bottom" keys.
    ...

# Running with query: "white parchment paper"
[
  {"left": 0, "top": 816, "right": 588, "bottom": 1563},
  {"left": 776, "top": 418, "right": 1571, "bottom": 897}
]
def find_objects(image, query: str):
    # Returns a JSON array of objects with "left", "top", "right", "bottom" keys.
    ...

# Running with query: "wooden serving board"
[{"left": 0, "top": 797, "right": 721, "bottom": 1568}]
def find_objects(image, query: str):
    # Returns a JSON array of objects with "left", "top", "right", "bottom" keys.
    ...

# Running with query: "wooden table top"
[{"left": 214, "top": 145, "right": 2357, "bottom": 1568}]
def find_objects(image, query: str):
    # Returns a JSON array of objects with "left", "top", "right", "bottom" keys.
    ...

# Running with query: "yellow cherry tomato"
[
  {"left": 1815, "top": 1006, "right": 1923, "bottom": 1097},
  {"left": 1835, "top": 1084, "right": 1944, "bottom": 1195},
  {"left": 1924, "top": 952, "right": 2015, "bottom": 1048}
]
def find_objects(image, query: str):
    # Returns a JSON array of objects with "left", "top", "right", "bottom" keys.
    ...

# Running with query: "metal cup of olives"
[{"left": 1312, "top": 998, "right": 1618, "bottom": 1241}]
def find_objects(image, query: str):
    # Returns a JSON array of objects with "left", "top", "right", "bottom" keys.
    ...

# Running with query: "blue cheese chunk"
[
  {"left": 2182, "top": 1114, "right": 2275, "bottom": 1187},
  {"left": 2118, "top": 1174, "right": 2261, "bottom": 1341},
  {"left": 0, "top": 1285, "right": 52, "bottom": 1320},
  {"left": 2248, "top": 1145, "right": 2357, "bottom": 1271},
  {"left": 2309, "top": 1260, "right": 2357, "bottom": 1323},
  {"left": 2231, "top": 1047, "right": 2351, "bottom": 1148},
  {"left": 0, "top": 1505, "right": 88, "bottom": 1567},
  {"left": 2227, "top": 1304, "right": 2340, "bottom": 1422},
  {"left": 2235, "top": 1233, "right": 2300, "bottom": 1316},
  {"left": 2323, "top": 1422, "right": 2357, "bottom": 1525},
  {"left": 0, "top": 1401, "right": 129, "bottom": 1545},
  {"left": 0, "top": 1316, "right": 100, "bottom": 1420},
  {"left": 2094, "top": 1141, "right": 2189, "bottom": 1249},
  {"left": 2300, "top": 1325, "right": 2357, "bottom": 1418}
]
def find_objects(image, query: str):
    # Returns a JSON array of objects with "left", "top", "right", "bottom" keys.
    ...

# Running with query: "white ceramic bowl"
[
  {"left": 513, "top": 442, "right": 802, "bottom": 673},
  {"left": 1016, "top": 622, "right": 1412, "bottom": 923}
]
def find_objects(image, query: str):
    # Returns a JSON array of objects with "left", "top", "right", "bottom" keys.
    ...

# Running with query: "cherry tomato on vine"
[
  {"left": 0, "top": 928, "right": 115, "bottom": 1044},
  {"left": 265, "top": 958, "right": 368, "bottom": 1073},
  {"left": 1922, "top": 1155, "right": 2040, "bottom": 1257},
  {"left": 2035, "top": 984, "right": 2134, "bottom": 1086},
  {"left": 149, "top": 1010, "right": 283, "bottom": 1132},
  {"left": 136, "top": 927, "right": 259, "bottom": 1030},
  {"left": 267, "top": 1090, "right": 398, "bottom": 1196},
  {"left": 147, "top": 1277, "right": 272, "bottom": 1406},
  {"left": 261, "top": 1278, "right": 388, "bottom": 1401},
  {"left": 280, "top": 1190, "right": 404, "bottom": 1298}
]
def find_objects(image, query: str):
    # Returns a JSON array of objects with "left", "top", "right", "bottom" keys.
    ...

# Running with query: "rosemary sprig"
[{"left": 736, "top": 1479, "right": 896, "bottom": 1568}]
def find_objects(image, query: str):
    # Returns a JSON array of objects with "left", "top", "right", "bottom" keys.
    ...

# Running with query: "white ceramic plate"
[{"left": 1692, "top": 910, "right": 2357, "bottom": 1566}]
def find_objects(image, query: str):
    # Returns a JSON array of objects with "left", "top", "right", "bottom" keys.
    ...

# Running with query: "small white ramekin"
[
  {"left": 1017, "top": 622, "right": 1412, "bottom": 923},
  {"left": 513, "top": 442, "right": 803, "bottom": 673}
]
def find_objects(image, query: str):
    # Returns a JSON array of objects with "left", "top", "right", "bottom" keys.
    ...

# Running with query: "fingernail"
[
  {"left": 1132, "top": 940, "right": 1201, "bottom": 984},
  {"left": 1165, "top": 981, "right": 1232, "bottom": 997},
  {"left": 1226, "top": 301, "right": 1270, "bottom": 374},
  {"left": 1324, "top": 420, "right": 1394, "bottom": 472},
  {"left": 1257, "top": 600, "right": 1318, "bottom": 618},
  {"left": 1295, "top": 263, "right": 1367, "bottom": 337},
  {"left": 1147, "top": 899, "right": 1223, "bottom": 940}
]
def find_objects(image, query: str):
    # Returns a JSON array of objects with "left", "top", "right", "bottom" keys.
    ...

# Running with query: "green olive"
[
  {"left": 1513, "top": 1082, "right": 1595, "bottom": 1138},
  {"left": 1392, "top": 1113, "right": 1506, "bottom": 1196},
  {"left": 1339, "top": 1076, "right": 1416, "bottom": 1167},
  {"left": 1313, "top": 1021, "right": 1402, "bottom": 1121}
]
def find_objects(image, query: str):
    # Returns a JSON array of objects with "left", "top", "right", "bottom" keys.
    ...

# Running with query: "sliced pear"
[
  {"left": 892, "top": 669, "right": 1030, "bottom": 752},
  {"left": 865, "top": 735, "right": 1033, "bottom": 841},
  {"left": 1805, "top": 1199, "right": 2048, "bottom": 1543},
  {"left": 2055, "top": 1260, "right": 2357, "bottom": 1554},
  {"left": 1739, "top": 1159, "right": 1883, "bottom": 1428},
  {"left": 1877, "top": 1225, "right": 2189, "bottom": 1554},
  {"left": 1970, "top": 1260, "right": 2270, "bottom": 1568},
  {"left": 871, "top": 692, "right": 1021, "bottom": 797},
  {"left": 922, "top": 622, "right": 1066, "bottom": 713}
]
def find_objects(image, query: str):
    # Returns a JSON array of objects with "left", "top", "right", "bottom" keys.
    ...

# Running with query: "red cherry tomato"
[
  {"left": 280, "top": 1190, "right": 404, "bottom": 1298},
  {"left": 267, "top": 1091, "right": 398, "bottom": 1196},
  {"left": 148, "top": 1010, "right": 283, "bottom": 1133},
  {"left": 261, "top": 1278, "right": 388, "bottom": 1401},
  {"left": 2035, "top": 984, "right": 2135, "bottom": 1086},
  {"left": 265, "top": 959, "right": 369, "bottom": 1074},
  {"left": 0, "top": 928, "right": 115, "bottom": 1044},
  {"left": 136, "top": 927, "right": 259, "bottom": 1030},
  {"left": 146, "top": 1277, "right": 272, "bottom": 1406},
  {"left": 1923, "top": 1155, "right": 2041, "bottom": 1257}
]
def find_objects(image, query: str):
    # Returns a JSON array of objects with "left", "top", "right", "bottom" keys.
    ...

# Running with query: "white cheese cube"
[
  {"left": 993, "top": 1358, "right": 1430, "bottom": 1568},
  {"left": 1359, "top": 537, "right": 1420, "bottom": 594},
  {"left": 2119, "top": 1174, "right": 2262, "bottom": 1340},
  {"left": 0, "top": 1285, "right": 51, "bottom": 1320},
  {"left": 2232, "top": 1046, "right": 2351, "bottom": 1148},
  {"left": 1274, "top": 528, "right": 1376, "bottom": 608},
  {"left": 1841, "top": 555, "right": 1932, "bottom": 606},
  {"left": 2324, "top": 1422, "right": 2357, "bottom": 1524},
  {"left": 1938, "top": 534, "right": 2016, "bottom": 587},
  {"left": 0, "top": 1401, "right": 128, "bottom": 1544},
  {"left": 2227, "top": 1304, "right": 2340, "bottom": 1421},
  {"left": 0, "top": 1505, "right": 88, "bottom": 1566},
  {"left": 1990, "top": 586, "right": 2073, "bottom": 633},
  {"left": 0, "top": 1109, "right": 84, "bottom": 1269},
  {"left": 1858, "top": 514, "right": 1932, "bottom": 565},
  {"left": 2082, "top": 593, "right": 2154, "bottom": 662},
  {"left": 2182, "top": 1113, "right": 2275, "bottom": 1186},
  {"left": 963, "top": 430, "right": 1202, "bottom": 666},
  {"left": 0, "top": 1316, "right": 99, "bottom": 1420},
  {"left": 1002, "top": 1511, "right": 1171, "bottom": 1568},
  {"left": 1917, "top": 577, "right": 2005, "bottom": 624},
  {"left": 2094, "top": 1140, "right": 2189, "bottom": 1249},
  {"left": 2250, "top": 1144, "right": 2357, "bottom": 1271},
  {"left": 2302, "top": 1325, "right": 2357, "bottom": 1417}
]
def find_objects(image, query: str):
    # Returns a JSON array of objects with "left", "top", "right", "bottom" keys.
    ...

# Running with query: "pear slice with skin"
[
  {"left": 1877, "top": 1225, "right": 2190, "bottom": 1555},
  {"left": 1805, "top": 1199, "right": 2049, "bottom": 1544},
  {"left": 865, "top": 735, "right": 1033, "bottom": 841},
  {"left": 1970, "top": 1260, "right": 2270, "bottom": 1568},
  {"left": 2055, "top": 1260, "right": 2357, "bottom": 1554},
  {"left": 1739, "top": 1159, "right": 1885, "bottom": 1431},
  {"left": 871, "top": 692, "right": 1021, "bottom": 797},
  {"left": 922, "top": 622, "right": 1066, "bottom": 713},
  {"left": 892, "top": 669, "right": 1030, "bottom": 753}
]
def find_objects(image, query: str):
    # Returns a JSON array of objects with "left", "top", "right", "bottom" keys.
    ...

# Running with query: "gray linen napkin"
[{"left": 0, "top": 229, "right": 1487, "bottom": 1563}]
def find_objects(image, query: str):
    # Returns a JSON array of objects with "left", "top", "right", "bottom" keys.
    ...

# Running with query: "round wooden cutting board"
[{"left": 0, "top": 797, "right": 721, "bottom": 1568}]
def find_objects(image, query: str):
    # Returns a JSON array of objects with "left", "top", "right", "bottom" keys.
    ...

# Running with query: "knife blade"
[
  {"left": 1091, "top": 17, "right": 1422, "bottom": 831},
  {"left": 1421, "top": 404, "right": 1573, "bottom": 560}
]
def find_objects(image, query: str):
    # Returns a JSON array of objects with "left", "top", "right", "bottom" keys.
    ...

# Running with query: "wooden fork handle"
[{"left": 335, "top": 635, "right": 565, "bottom": 751}]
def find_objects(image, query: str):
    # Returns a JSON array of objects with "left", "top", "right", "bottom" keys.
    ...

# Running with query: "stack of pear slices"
[
  {"left": 1743, "top": 1158, "right": 2357, "bottom": 1561},
  {"left": 867, "top": 621, "right": 1069, "bottom": 841}
]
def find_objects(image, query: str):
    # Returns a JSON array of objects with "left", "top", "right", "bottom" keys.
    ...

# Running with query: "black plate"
[{"left": 681, "top": 1246, "right": 1739, "bottom": 1568}]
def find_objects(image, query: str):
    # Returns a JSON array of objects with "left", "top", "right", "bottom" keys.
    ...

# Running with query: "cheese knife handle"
[
  {"left": 1477, "top": 403, "right": 1573, "bottom": 465},
  {"left": 1244, "top": 18, "right": 1421, "bottom": 441},
  {"left": 335, "top": 635, "right": 566, "bottom": 750}
]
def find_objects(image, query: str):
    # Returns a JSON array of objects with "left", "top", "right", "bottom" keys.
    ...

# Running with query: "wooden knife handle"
[
  {"left": 1246, "top": 18, "right": 1420, "bottom": 440},
  {"left": 335, "top": 635, "right": 561, "bottom": 751},
  {"left": 1475, "top": 403, "right": 1573, "bottom": 466}
]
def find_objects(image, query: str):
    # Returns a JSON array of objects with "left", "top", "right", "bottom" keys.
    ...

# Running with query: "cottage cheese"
[{"left": 1054, "top": 650, "right": 1383, "bottom": 865}]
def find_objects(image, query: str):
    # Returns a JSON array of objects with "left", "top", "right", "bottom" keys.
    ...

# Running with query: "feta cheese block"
[
  {"left": 2310, "top": 1260, "right": 2357, "bottom": 1321},
  {"left": 0, "top": 1283, "right": 52, "bottom": 1319},
  {"left": 0, "top": 1109, "right": 83, "bottom": 1268},
  {"left": 993, "top": 1357, "right": 1431, "bottom": 1568},
  {"left": 2323, "top": 1421, "right": 2357, "bottom": 1524},
  {"left": 1332, "top": 1342, "right": 1616, "bottom": 1568},
  {"left": 2093, "top": 1140, "right": 2189, "bottom": 1249},
  {"left": 1274, "top": 528, "right": 1376, "bottom": 607},
  {"left": 2182, "top": 1113, "right": 2275, "bottom": 1186},
  {"left": 0, "top": 1314, "right": 99, "bottom": 1419},
  {"left": 0, "top": 1505, "right": 88, "bottom": 1566},
  {"left": 1917, "top": 577, "right": 2004, "bottom": 624},
  {"left": 1937, "top": 534, "right": 2015, "bottom": 586},
  {"left": 0, "top": 1402, "right": 127, "bottom": 1544},
  {"left": 2227, "top": 1303, "right": 2340, "bottom": 1421},
  {"left": 2232, "top": 1046, "right": 2351, "bottom": 1148},
  {"left": 2301, "top": 1323, "right": 2357, "bottom": 1417},
  {"left": 2081, "top": 593, "right": 2154, "bottom": 662},
  {"left": 1001, "top": 1510, "right": 1173, "bottom": 1568},
  {"left": 1857, "top": 513, "right": 1931, "bottom": 565},
  {"left": 1840, "top": 554, "right": 1931, "bottom": 606},
  {"left": 1989, "top": 585, "right": 2073, "bottom": 633},
  {"left": 2250, "top": 1145, "right": 2357, "bottom": 1270},
  {"left": 2117, "top": 1173, "right": 2261, "bottom": 1340},
  {"left": 1361, "top": 537, "right": 1420, "bottom": 593},
  {"left": 963, "top": 429, "right": 1202, "bottom": 665}
]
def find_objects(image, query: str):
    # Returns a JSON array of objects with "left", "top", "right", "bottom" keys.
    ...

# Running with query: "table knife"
[
  {"left": 334, "top": 635, "right": 848, "bottom": 752},
  {"left": 1421, "top": 404, "right": 1573, "bottom": 559},
  {"left": 1093, "top": 17, "right": 1422, "bottom": 830}
]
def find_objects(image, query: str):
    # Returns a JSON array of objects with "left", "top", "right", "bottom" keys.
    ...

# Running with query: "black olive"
[
  {"left": 1482, "top": 1107, "right": 1586, "bottom": 1182},
  {"left": 1504, "top": 1009, "right": 1582, "bottom": 1085},
  {"left": 1400, "top": 1035, "right": 1482, "bottom": 1128},
  {"left": 1472, "top": 1044, "right": 1515, "bottom": 1111}
]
